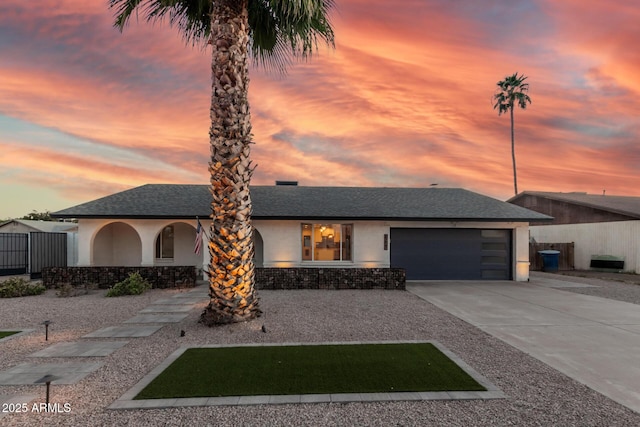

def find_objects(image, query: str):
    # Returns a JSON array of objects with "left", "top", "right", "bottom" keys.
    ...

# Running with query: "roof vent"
[{"left": 275, "top": 180, "right": 298, "bottom": 186}]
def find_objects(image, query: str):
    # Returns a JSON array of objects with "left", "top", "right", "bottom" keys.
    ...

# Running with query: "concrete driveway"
[{"left": 407, "top": 276, "right": 640, "bottom": 414}]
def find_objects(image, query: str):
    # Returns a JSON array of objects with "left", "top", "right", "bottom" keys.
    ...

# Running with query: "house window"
[
  {"left": 155, "top": 225, "right": 174, "bottom": 259},
  {"left": 301, "top": 223, "right": 352, "bottom": 261}
]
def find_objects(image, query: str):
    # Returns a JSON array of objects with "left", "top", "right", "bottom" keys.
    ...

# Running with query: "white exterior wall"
[
  {"left": 530, "top": 221, "right": 640, "bottom": 274},
  {"left": 253, "top": 221, "right": 299, "bottom": 267},
  {"left": 514, "top": 224, "right": 531, "bottom": 280},
  {"left": 254, "top": 220, "right": 531, "bottom": 281},
  {"left": 66, "top": 232, "right": 78, "bottom": 266}
]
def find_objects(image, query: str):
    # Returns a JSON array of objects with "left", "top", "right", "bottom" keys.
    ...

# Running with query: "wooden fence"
[{"left": 529, "top": 242, "right": 575, "bottom": 271}]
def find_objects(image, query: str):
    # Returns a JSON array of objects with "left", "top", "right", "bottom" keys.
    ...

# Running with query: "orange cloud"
[{"left": 1, "top": 0, "right": 639, "bottom": 219}]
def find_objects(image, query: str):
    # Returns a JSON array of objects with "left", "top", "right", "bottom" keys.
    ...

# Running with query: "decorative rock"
[
  {"left": 42, "top": 266, "right": 197, "bottom": 289},
  {"left": 254, "top": 268, "right": 405, "bottom": 290}
]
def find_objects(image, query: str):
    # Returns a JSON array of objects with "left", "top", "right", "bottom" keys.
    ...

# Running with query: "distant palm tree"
[
  {"left": 493, "top": 72, "right": 531, "bottom": 196},
  {"left": 109, "top": 0, "right": 335, "bottom": 325}
]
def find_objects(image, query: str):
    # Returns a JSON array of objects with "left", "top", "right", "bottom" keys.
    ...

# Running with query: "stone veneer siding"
[
  {"left": 42, "top": 266, "right": 197, "bottom": 289},
  {"left": 42, "top": 267, "right": 405, "bottom": 291},
  {"left": 255, "top": 268, "right": 406, "bottom": 290}
]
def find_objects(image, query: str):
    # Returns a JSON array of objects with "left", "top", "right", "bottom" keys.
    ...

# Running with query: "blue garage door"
[{"left": 390, "top": 228, "right": 511, "bottom": 280}]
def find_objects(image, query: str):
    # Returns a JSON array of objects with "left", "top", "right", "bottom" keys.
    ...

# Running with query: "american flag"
[{"left": 194, "top": 219, "right": 204, "bottom": 255}]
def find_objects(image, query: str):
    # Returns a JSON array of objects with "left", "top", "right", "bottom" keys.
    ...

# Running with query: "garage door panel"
[{"left": 390, "top": 228, "right": 511, "bottom": 280}]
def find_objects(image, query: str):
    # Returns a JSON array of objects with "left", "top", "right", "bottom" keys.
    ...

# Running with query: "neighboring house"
[
  {"left": 0, "top": 219, "right": 78, "bottom": 276},
  {"left": 509, "top": 191, "right": 640, "bottom": 273},
  {"left": 0, "top": 219, "right": 77, "bottom": 234},
  {"left": 51, "top": 183, "right": 551, "bottom": 281}
]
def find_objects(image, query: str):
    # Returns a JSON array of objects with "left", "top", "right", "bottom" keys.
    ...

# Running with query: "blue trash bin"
[{"left": 538, "top": 250, "right": 560, "bottom": 272}]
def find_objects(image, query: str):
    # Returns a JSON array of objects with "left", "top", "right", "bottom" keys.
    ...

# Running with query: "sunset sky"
[{"left": 1, "top": 0, "right": 639, "bottom": 219}]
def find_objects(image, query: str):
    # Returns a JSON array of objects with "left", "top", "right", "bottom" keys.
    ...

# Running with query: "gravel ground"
[
  {"left": 531, "top": 270, "right": 640, "bottom": 305},
  {"left": 1, "top": 281, "right": 639, "bottom": 427}
]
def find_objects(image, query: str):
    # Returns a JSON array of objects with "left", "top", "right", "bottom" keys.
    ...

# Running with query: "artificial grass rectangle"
[
  {"left": 135, "top": 343, "right": 485, "bottom": 399},
  {"left": 0, "top": 331, "right": 20, "bottom": 339}
]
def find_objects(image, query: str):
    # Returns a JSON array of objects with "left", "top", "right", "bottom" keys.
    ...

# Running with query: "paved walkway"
[
  {"left": 0, "top": 286, "right": 209, "bottom": 388},
  {"left": 407, "top": 276, "right": 640, "bottom": 414}
]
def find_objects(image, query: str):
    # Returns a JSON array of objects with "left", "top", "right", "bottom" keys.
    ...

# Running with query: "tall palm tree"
[
  {"left": 493, "top": 72, "right": 531, "bottom": 196},
  {"left": 109, "top": 0, "right": 335, "bottom": 325}
]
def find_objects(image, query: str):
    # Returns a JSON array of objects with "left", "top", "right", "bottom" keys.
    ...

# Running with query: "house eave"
[
  {"left": 253, "top": 216, "right": 547, "bottom": 222},
  {"left": 52, "top": 214, "right": 549, "bottom": 223},
  {"left": 50, "top": 214, "right": 210, "bottom": 220}
]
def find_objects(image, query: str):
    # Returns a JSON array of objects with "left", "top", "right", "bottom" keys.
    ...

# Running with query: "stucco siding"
[
  {"left": 254, "top": 220, "right": 300, "bottom": 267},
  {"left": 353, "top": 222, "right": 388, "bottom": 267},
  {"left": 530, "top": 221, "right": 640, "bottom": 273}
]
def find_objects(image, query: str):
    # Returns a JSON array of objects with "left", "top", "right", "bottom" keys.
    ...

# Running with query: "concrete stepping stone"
[
  {"left": 29, "top": 341, "right": 128, "bottom": 357},
  {"left": 140, "top": 305, "right": 194, "bottom": 314},
  {"left": 177, "top": 286, "right": 207, "bottom": 295},
  {"left": 83, "top": 325, "right": 163, "bottom": 338},
  {"left": 173, "top": 291, "right": 208, "bottom": 298},
  {"left": 124, "top": 313, "right": 189, "bottom": 324},
  {"left": 152, "top": 297, "right": 205, "bottom": 305},
  {"left": 0, "top": 362, "right": 103, "bottom": 385}
]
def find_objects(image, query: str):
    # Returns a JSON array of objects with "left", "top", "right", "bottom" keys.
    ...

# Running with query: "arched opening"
[
  {"left": 253, "top": 228, "right": 264, "bottom": 268},
  {"left": 93, "top": 222, "right": 142, "bottom": 266},
  {"left": 154, "top": 222, "right": 202, "bottom": 266}
]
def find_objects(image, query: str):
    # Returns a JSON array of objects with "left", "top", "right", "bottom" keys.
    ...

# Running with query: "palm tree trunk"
[
  {"left": 510, "top": 107, "right": 518, "bottom": 196},
  {"left": 200, "top": 0, "right": 261, "bottom": 325}
]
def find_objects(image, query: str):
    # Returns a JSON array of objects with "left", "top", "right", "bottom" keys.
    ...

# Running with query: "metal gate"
[
  {"left": 30, "top": 232, "right": 67, "bottom": 279},
  {"left": 0, "top": 233, "right": 29, "bottom": 276}
]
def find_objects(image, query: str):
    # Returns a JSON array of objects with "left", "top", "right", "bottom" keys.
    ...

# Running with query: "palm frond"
[
  {"left": 110, "top": 0, "right": 336, "bottom": 72},
  {"left": 249, "top": 0, "right": 336, "bottom": 72},
  {"left": 110, "top": 0, "right": 211, "bottom": 45}
]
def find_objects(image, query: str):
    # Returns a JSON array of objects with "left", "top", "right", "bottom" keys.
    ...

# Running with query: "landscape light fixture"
[
  {"left": 35, "top": 374, "right": 60, "bottom": 405},
  {"left": 41, "top": 320, "right": 53, "bottom": 341}
]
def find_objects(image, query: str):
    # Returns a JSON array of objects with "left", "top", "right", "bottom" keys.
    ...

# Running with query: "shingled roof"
[
  {"left": 509, "top": 191, "right": 640, "bottom": 219},
  {"left": 52, "top": 184, "right": 552, "bottom": 222},
  {"left": 0, "top": 219, "right": 77, "bottom": 233}
]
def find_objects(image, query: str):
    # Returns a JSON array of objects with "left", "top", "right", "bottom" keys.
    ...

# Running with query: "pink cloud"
[{"left": 0, "top": 0, "right": 639, "bottom": 218}]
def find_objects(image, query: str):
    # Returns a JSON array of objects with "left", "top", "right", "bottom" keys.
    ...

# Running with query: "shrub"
[
  {"left": 0, "top": 277, "right": 46, "bottom": 298},
  {"left": 56, "top": 282, "right": 97, "bottom": 298},
  {"left": 106, "top": 272, "right": 151, "bottom": 297}
]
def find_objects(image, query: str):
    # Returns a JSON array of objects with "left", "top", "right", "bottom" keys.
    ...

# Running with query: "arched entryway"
[
  {"left": 93, "top": 222, "right": 142, "bottom": 266},
  {"left": 154, "top": 222, "right": 201, "bottom": 266}
]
